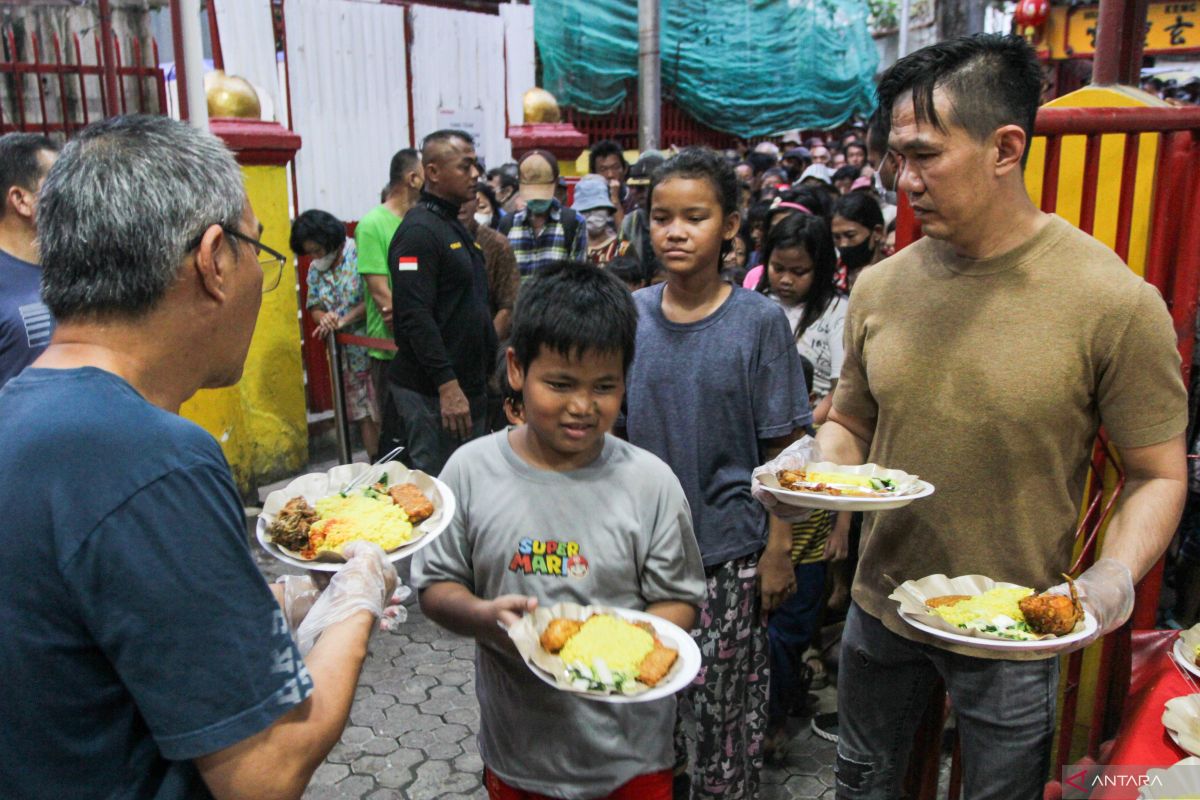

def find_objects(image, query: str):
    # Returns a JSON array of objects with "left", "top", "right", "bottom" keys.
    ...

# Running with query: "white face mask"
[
  {"left": 585, "top": 210, "right": 612, "bottom": 236},
  {"left": 310, "top": 252, "right": 337, "bottom": 272},
  {"left": 474, "top": 212, "right": 493, "bottom": 227}
]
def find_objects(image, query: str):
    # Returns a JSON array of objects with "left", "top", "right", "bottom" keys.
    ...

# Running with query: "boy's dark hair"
[
  {"left": 388, "top": 148, "right": 420, "bottom": 189},
  {"left": 510, "top": 260, "right": 638, "bottom": 373},
  {"left": 832, "top": 165, "right": 861, "bottom": 184},
  {"left": 755, "top": 212, "right": 838, "bottom": 340},
  {"left": 0, "top": 133, "right": 57, "bottom": 215},
  {"left": 289, "top": 209, "right": 346, "bottom": 256},
  {"left": 495, "top": 346, "right": 521, "bottom": 408},
  {"left": 875, "top": 34, "right": 1042, "bottom": 166},
  {"left": 605, "top": 255, "right": 643, "bottom": 288},
  {"left": 832, "top": 191, "right": 884, "bottom": 232},
  {"left": 588, "top": 140, "right": 626, "bottom": 174}
]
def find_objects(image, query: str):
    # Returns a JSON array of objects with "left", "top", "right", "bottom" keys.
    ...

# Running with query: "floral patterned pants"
[{"left": 674, "top": 551, "right": 768, "bottom": 799}]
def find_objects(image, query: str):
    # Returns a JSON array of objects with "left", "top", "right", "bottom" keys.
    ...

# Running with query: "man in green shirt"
[{"left": 356, "top": 148, "right": 423, "bottom": 450}]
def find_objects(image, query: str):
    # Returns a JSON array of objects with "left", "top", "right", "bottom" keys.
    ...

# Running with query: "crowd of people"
[{"left": 0, "top": 31, "right": 1192, "bottom": 800}]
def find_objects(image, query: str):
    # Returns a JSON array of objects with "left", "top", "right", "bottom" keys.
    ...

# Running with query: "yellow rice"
[{"left": 310, "top": 493, "right": 413, "bottom": 554}]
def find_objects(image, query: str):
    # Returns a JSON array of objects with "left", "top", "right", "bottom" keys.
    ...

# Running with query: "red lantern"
[{"left": 1014, "top": 0, "right": 1049, "bottom": 40}]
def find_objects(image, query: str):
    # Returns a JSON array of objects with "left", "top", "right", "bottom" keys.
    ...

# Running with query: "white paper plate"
[
  {"left": 257, "top": 462, "right": 456, "bottom": 572},
  {"left": 754, "top": 461, "right": 933, "bottom": 511},
  {"left": 508, "top": 603, "right": 701, "bottom": 704},
  {"left": 1180, "top": 628, "right": 1200, "bottom": 682},
  {"left": 891, "top": 573, "right": 1097, "bottom": 652},
  {"left": 758, "top": 478, "right": 935, "bottom": 511},
  {"left": 1164, "top": 694, "right": 1200, "bottom": 758},
  {"left": 1139, "top": 757, "right": 1200, "bottom": 799}
]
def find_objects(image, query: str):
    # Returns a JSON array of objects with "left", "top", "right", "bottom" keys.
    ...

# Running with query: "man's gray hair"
[{"left": 39, "top": 114, "right": 245, "bottom": 321}]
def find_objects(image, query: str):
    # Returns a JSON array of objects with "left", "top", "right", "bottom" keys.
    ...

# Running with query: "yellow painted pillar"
[{"left": 179, "top": 118, "right": 306, "bottom": 497}]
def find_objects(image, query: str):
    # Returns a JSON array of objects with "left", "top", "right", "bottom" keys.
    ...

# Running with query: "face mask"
[
  {"left": 838, "top": 237, "right": 876, "bottom": 270},
  {"left": 585, "top": 210, "right": 611, "bottom": 235},
  {"left": 310, "top": 252, "right": 337, "bottom": 272},
  {"left": 474, "top": 212, "right": 493, "bottom": 227},
  {"left": 526, "top": 199, "right": 553, "bottom": 216}
]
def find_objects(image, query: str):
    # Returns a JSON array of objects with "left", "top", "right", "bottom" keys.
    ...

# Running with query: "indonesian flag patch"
[{"left": 396, "top": 257, "right": 419, "bottom": 272}]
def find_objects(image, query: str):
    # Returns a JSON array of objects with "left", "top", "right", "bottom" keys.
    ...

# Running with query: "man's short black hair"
[
  {"left": 510, "top": 260, "right": 637, "bottom": 374},
  {"left": 421, "top": 129, "right": 474, "bottom": 164},
  {"left": 875, "top": 34, "right": 1043, "bottom": 164},
  {"left": 289, "top": 209, "right": 346, "bottom": 257},
  {"left": 866, "top": 107, "right": 890, "bottom": 158},
  {"left": 589, "top": 140, "right": 626, "bottom": 174},
  {"left": 388, "top": 148, "right": 420, "bottom": 188},
  {"left": 0, "top": 132, "right": 57, "bottom": 214}
]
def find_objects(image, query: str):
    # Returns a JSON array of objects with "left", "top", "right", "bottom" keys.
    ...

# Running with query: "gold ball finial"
[
  {"left": 523, "top": 87, "right": 561, "bottom": 124},
  {"left": 205, "top": 70, "right": 262, "bottom": 119}
]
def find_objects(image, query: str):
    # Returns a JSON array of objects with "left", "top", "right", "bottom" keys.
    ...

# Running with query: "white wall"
[{"left": 285, "top": 0, "right": 412, "bottom": 221}]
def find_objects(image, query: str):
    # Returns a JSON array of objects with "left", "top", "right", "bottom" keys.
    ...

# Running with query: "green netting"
[{"left": 534, "top": 0, "right": 880, "bottom": 138}]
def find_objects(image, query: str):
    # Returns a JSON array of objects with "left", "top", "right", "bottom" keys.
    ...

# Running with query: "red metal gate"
[{"left": 0, "top": 26, "right": 166, "bottom": 138}]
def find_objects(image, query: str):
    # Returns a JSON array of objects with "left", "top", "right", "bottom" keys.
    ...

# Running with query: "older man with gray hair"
[{"left": 0, "top": 115, "right": 397, "bottom": 800}]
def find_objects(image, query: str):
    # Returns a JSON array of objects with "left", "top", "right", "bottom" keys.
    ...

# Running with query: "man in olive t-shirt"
[
  {"left": 356, "top": 148, "right": 423, "bottom": 451},
  {"left": 761, "top": 36, "right": 1188, "bottom": 800}
]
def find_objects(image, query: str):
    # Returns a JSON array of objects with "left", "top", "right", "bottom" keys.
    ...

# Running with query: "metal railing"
[
  {"left": 324, "top": 331, "right": 396, "bottom": 464},
  {"left": 0, "top": 26, "right": 166, "bottom": 137}
]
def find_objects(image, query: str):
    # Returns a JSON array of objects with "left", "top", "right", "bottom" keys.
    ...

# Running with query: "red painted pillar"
[{"left": 96, "top": 0, "right": 121, "bottom": 117}]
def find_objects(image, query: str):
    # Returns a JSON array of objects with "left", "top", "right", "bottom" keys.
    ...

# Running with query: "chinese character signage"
[{"left": 1045, "top": 1, "right": 1200, "bottom": 58}]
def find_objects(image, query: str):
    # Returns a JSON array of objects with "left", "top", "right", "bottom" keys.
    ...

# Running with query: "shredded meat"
[{"left": 269, "top": 496, "right": 318, "bottom": 553}]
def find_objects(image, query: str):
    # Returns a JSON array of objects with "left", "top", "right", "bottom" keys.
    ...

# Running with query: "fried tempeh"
[
  {"left": 539, "top": 618, "right": 584, "bottom": 653},
  {"left": 637, "top": 640, "right": 679, "bottom": 687},
  {"left": 388, "top": 483, "right": 434, "bottom": 524}
]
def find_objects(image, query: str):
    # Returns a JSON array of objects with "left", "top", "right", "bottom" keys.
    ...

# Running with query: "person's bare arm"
[
  {"left": 760, "top": 429, "right": 804, "bottom": 610},
  {"left": 194, "top": 611, "right": 375, "bottom": 800},
  {"left": 364, "top": 275, "right": 392, "bottom": 326},
  {"left": 1099, "top": 435, "right": 1187, "bottom": 581},
  {"left": 645, "top": 600, "right": 696, "bottom": 631},
  {"left": 812, "top": 379, "right": 837, "bottom": 426},
  {"left": 814, "top": 407, "right": 875, "bottom": 466},
  {"left": 419, "top": 581, "right": 536, "bottom": 651},
  {"left": 493, "top": 308, "right": 512, "bottom": 340}
]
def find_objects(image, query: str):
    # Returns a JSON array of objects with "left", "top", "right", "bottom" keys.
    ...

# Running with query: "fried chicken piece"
[
  {"left": 269, "top": 496, "right": 318, "bottom": 552},
  {"left": 926, "top": 594, "right": 972, "bottom": 609},
  {"left": 1018, "top": 575, "right": 1084, "bottom": 636},
  {"left": 539, "top": 618, "right": 584, "bottom": 653},
  {"left": 637, "top": 641, "right": 679, "bottom": 687},
  {"left": 388, "top": 483, "right": 434, "bottom": 524}
]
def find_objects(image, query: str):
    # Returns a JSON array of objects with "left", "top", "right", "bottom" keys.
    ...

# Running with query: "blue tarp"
[{"left": 534, "top": 0, "right": 880, "bottom": 138}]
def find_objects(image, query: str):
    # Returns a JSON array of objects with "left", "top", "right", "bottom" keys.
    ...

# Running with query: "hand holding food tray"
[
  {"left": 257, "top": 461, "right": 455, "bottom": 571},
  {"left": 889, "top": 573, "right": 1098, "bottom": 652},
  {"left": 507, "top": 603, "right": 701, "bottom": 704}
]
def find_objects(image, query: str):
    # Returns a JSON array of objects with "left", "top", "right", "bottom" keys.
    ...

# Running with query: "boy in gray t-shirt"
[{"left": 412, "top": 262, "right": 706, "bottom": 800}]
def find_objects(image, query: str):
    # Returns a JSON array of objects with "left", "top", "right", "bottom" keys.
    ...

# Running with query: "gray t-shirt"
[
  {"left": 412, "top": 430, "right": 706, "bottom": 799},
  {"left": 624, "top": 283, "right": 811, "bottom": 566}
]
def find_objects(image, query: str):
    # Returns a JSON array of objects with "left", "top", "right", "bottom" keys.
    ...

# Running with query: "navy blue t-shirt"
[
  {"left": 624, "top": 284, "right": 811, "bottom": 566},
  {"left": 0, "top": 248, "right": 54, "bottom": 390},
  {"left": 0, "top": 368, "right": 312, "bottom": 799}
]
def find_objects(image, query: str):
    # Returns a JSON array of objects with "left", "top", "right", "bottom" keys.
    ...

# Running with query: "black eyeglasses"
[{"left": 187, "top": 225, "right": 286, "bottom": 293}]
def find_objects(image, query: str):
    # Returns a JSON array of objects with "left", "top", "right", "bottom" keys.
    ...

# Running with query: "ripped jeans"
[{"left": 836, "top": 603, "right": 1058, "bottom": 800}]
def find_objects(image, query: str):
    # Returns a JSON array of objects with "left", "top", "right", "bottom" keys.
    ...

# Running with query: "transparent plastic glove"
[
  {"left": 276, "top": 574, "right": 321, "bottom": 636},
  {"left": 1036, "top": 558, "right": 1135, "bottom": 654},
  {"left": 293, "top": 541, "right": 398, "bottom": 655},
  {"left": 750, "top": 435, "right": 821, "bottom": 522},
  {"left": 1060, "top": 558, "right": 1135, "bottom": 637},
  {"left": 379, "top": 585, "right": 413, "bottom": 633}
]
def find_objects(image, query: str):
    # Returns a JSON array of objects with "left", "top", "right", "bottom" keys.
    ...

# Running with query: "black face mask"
[{"left": 838, "top": 237, "right": 876, "bottom": 270}]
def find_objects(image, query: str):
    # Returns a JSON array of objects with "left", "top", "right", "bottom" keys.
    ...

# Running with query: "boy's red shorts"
[{"left": 483, "top": 766, "right": 672, "bottom": 800}]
